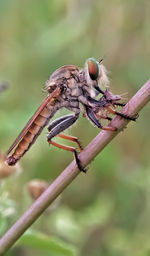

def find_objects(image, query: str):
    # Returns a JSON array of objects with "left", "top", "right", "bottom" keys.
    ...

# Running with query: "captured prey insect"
[{"left": 6, "top": 58, "right": 136, "bottom": 172}]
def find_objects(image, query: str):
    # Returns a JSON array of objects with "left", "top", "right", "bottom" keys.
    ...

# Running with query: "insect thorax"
[{"left": 44, "top": 60, "right": 109, "bottom": 114}]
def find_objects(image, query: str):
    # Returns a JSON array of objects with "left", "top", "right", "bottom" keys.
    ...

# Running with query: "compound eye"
[{"left": 88, "top": 58, "right": 99, "bottom": 80}]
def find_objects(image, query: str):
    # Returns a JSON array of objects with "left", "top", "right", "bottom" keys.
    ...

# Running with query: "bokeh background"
[{"left": 0, "top": 0, "right": 150, "bottom": 255}]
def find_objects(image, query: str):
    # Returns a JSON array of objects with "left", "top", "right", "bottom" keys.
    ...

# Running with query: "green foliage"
[
  {"left": 17, "top": 229, "right": 78, "bottom": 256},
  {"left": 0, "top": 0, "right": 150, "bottom": 255}
]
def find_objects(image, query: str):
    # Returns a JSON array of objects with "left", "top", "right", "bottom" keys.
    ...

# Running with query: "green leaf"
[
  {"left": 0, "top": 217, "right": 7, "bottom": 235},
  {"left": 17, "top": 229, "right": 78, "bottom": 256}
]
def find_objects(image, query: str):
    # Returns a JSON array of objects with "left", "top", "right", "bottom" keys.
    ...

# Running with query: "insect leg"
[
  {"left": 47, "top": 113, "right": 86, "bottom": 172},
  {"left": 106, "top": 106, "right": 137, "bottom": 121},
  {"left": 94, "top": 87, "right": 126, "bottom": 107},
  {"left": 57, "top": 134, "right": 83, "bottom": 152},
  {"left": 47, "top": 114, "right": 74, "bottom": 132},
  {"left": 94, "top": 85, "right": 104, "bottom": 95},
  {"left": 85, "top": 106, "right": 117, "bottom": 131},
  {"left": 114, "top": 102, "right": 126, "bottom": 107},
  {"left": 96, "top": 113, "right": 112, "bottom": 121},
  {"left": 47, "top": 113, "right": 79, "bottom": 139},
  {"left": 86, "top": 96, "right": 106, "bottom": 107},
  {"left": 48, "top": 140, "right": 86, "bottom": 173}
]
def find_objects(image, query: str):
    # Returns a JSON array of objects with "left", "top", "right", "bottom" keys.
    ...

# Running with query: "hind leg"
[{"left": 47, "top": 113, "right": 86, "bottom": 172}]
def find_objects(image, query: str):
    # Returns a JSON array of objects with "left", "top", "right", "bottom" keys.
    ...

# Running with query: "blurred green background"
[{"left": 0, "top": 0, "right": 150, "bottom": 255}]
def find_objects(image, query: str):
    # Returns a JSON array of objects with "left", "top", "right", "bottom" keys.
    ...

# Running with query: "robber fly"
[{"left": 6, "top": 58, "right": 136, "bottom": 172}]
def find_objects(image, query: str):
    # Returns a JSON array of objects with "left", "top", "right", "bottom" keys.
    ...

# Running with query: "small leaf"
[
  {"left": 0, "top": 217, "right": 7, "bottom": 235},
  {"left": 17, "top": 229, "right": 78, "bottom": 256}
]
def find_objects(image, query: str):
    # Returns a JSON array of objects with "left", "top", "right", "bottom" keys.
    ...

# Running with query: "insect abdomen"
[{"left": 7, "top": 106, "right": 53, "bottom": 166}]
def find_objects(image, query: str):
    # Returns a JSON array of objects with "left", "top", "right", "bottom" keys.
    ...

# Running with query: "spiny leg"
[
  {"left": 94, "top": 86, "right": 105, "bottom": 95},
  {"left": 47, "top": 113, "right": 86, "bottom": 172},
  {"left": 47, "top": 114, "right": 74, "bottom": 132},
  {"left": 95, "top": 113, "right": 112, "bottom": 121},
  {"left": 85, "top": 105, "right": 117, "bottom": 131},
  {"left": 48, "top": 140, "right": 86, "bottom": 173},
  {"left": 101, "top": 126, "right": 117, "bottom": 131},
  {"left": 114, "top": 102, "right": 126, "bottom": 107},
  {"left": 47, "top": 113, "right": 79, "bottom": 139},
  {"left": 94, "top": 86, "right": 126, "bottom": 107},
  {"left": 57, "top": 133, "right": 83, "bottom": 152},
  {"left": 106, "top": 106, "right": 137, "bottom": 121}
]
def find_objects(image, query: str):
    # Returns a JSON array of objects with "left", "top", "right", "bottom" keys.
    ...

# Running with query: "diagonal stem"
[{"left": 0, "top": 79, "right": 150, "bottom": 255}]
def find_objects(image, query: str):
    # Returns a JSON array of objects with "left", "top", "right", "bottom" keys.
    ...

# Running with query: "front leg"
[
  {"left": 94, "top": 85, "right": 104, "bottom": 95},
  {"left": 106, "top": 106, "right": 138, "bottom": 121},
  {"left": 78, "top": 94, "right": 106, "bottom": 108},
  {"left": 94, "top": 87, "right": 126, "bottom": 107},
  {"left": 85, "top": 106, "right": 117, "bottom": 131}
]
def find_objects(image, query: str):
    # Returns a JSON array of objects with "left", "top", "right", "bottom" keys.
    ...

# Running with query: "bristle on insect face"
[
  {"left": 99, "top": 64, "right": 109, "bottom": 88},
  {"left": 119, "top": 92, "right": 129, "bottom": 101}
]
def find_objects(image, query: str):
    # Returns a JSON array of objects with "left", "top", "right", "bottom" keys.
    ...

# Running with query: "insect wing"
[{"left": 7, "top": 87, "right": 61, "bottom": 155}]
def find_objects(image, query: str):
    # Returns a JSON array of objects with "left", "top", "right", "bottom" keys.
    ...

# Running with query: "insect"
[{"left": 6, "top": 58, "right": 136, "bottom": 172}]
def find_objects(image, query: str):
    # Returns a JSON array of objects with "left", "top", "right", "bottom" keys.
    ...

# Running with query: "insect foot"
[
  {"left": 73, "top": 150, "right": 87, "bottom": 173},
  {"left": 115, "top": 111, "right": 138, "bottom": 121}
]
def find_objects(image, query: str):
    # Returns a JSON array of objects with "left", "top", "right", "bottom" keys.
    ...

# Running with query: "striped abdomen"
[{"left": 7, "top": 102, "right": 60, "bottom": 166}]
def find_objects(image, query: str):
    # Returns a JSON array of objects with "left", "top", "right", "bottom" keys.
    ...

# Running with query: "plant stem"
[{"left": 0, "top": 79, "right": 150, "bottom": 255}]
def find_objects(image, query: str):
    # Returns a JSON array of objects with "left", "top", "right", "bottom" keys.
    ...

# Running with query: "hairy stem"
[{"left": 0, "top": 79, "right": 150, "bottom": 255}]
